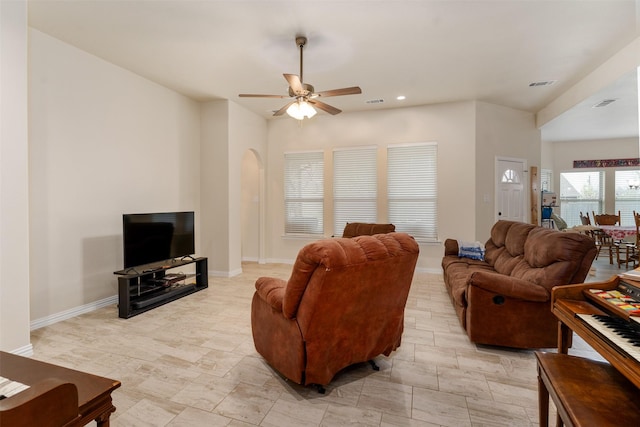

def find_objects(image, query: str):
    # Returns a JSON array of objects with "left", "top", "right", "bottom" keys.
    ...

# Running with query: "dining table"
[{"left": 597, "top": 225, "right": 637, "bottom": 241}]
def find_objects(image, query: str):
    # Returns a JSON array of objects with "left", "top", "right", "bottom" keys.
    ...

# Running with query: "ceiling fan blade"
[
  {"left": 309, "top": 99, "right": 341, "bottom": 115},
  {"left": 239, "top": 94, "right": 289, "bottom": 98},
  {"left": 315, "top": 86, "right": 362, "bottom": 97},
  {"left": 284, "top": 74, "right": 304, "bottom": 95},
  {"left": 273, "top": 100, "right": 296, "bottom": 116}
]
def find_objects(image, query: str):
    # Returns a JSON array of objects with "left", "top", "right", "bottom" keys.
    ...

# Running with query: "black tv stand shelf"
[{"left": 114, "top": 257, "right": 208, "bottom": 318}]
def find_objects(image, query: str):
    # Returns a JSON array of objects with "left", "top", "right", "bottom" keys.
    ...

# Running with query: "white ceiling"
[{"left": 27, "top": 0, "right": 640, "bottom": 142}]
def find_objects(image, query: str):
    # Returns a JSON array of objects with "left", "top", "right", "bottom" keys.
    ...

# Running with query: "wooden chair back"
[
  {"left": 634, "top": 211, "right": 640, "bottom": 246},
  {"left": 579, "top": 211, "right": 591, "bottom": 225},
  {"left": 593, "top": 211, "right": 621, "bottom": 226}
]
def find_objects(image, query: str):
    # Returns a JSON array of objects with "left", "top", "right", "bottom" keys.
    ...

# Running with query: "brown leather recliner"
[
  {"left": 341, "top": 222, "right": 395, "bottom": 238},
  {"left": 251, "top": 233, "right": 419, "bottom": 388}
]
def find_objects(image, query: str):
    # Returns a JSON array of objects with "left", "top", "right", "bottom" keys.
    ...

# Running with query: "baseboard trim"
[
  {"left": 10, "top": 343, "right": 34, "bottom": 357},
  {"left": 30, "top": 295, "right": 118, "bottom": 331},
  {"left": 209, "top": 268, "right": 243, "bottom": 278}
]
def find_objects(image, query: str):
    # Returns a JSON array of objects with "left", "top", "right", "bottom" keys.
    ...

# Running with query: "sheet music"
[{"left": 0, "top": 376, "right": 29, "bottom": 399}]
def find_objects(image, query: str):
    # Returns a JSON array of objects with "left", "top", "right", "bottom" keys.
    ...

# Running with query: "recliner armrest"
[
  {"left": 444, "top": 238, "right": 459, "bottom": 256},
  {"left": 255, "top": 277, "right": 287, "bottom": 312},
  {"left": 468, "top": 270, "right": 549, "bottom": 302}
]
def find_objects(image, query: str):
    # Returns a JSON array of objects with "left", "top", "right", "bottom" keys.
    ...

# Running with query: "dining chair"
[
  {"left": 579, "top": 211, "right": 591, "bottom": 225},
  {"left": 591, "top": 211, "right": 621, "bottom": 264},
  {"left": 619, "top": 211, "right": 640, "bottom": 269}
]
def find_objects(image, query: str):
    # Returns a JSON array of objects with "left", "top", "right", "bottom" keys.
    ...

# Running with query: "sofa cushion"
[
  {"left": 486, "top": 221, "right": 535, "bottom": 275},
  {"left": 513, "top": 227, "right": 596, "bottom": 291},
  {"left": 441, "top": 256, "right": 494, "bottom": 306},
  {"left": 504, "top": 222, "right": 536, "bottom": 257}
]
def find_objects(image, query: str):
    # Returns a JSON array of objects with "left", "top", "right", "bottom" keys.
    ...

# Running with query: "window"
[
  {"left": 541, "top": 168, "right": 553, "bottom": 192},
  {"left": 284, "top": 151, "right": 324, "bottom": 235},
  {"left": 333, "top": 147, "right": 377, "bottom": 235},
  {"left": 615, "top": 169, "right": 640, "bottom": 225},
  {"left": 387, "top": 143, "right": 437, "bottom": 240},
  {"left": 559, "top": 171, "right": 604, "bottom": 227}
]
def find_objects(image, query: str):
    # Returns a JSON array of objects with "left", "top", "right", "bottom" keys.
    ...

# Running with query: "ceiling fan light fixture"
[{"left": 287, "top": 99, "right": 317, "bottom": 120}]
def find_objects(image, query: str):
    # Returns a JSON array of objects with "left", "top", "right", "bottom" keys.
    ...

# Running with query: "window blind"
[
  {"left": 284, "top": 151, "right": 324, "bottom": 235},
  {"left": 615, "top": 169, "right": 640, "bottom": 225},
  {"left": 541, "top": 168, "right": 553, "bottom": 192},
  {"left": 559, "top": 171, "right": 604, "bottom": 227},
  {"left": 387, "top": 143, "right": 438, "bottom": 240},
  {"left": 333, "top": 147, "right": 377, "bottom": 235}
]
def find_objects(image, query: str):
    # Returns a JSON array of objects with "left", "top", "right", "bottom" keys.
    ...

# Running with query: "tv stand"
[{"left": 114, "top": 257, "right": 207, "bottom": 318}]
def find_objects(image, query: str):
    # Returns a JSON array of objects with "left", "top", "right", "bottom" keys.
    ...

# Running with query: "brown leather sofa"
[
  {"left": 341, "top": 222, "right": 395, "bottom": 237},
  {"left": 441, "top": 220, "right": 596, "bottom": 349},
  {"left": 251, "top": 233, "right": 419, "bottom": 388}
]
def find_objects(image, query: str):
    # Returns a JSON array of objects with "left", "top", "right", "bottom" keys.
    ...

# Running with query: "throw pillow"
[{"left": 457, "top": 240, "right": 485, "bottom": 261}]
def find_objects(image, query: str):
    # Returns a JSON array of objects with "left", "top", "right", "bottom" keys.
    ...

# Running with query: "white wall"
[
  {"left": 265, "top": 101, "right": 539, "bottom": 271},
  {"left": 476, "top": 102, "right": 541, "bottom": 242},
  {"left": 200, "top": 101, "right": 230, "bottom": 275},
  {"left": 266, "top": 102, "right": 477, "bottom": 271},
  {"left": 228, "top": 102, "right": 267, "bottom": 273},
  {"left": 241, "top": 149, "right": 261, "bottom": 262},
  {"left": 200, "top": 100, "right": 267, "bottom": 276},
  {"left": 28, "top": 29, "right": 201, "bottom": 322},
  {"left": 0, "top": 0, "right": 31, "bottom": 353}
]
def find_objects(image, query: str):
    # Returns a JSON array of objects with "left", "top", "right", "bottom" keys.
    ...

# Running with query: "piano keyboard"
[
  {"left": 577, "top": 313, "right": 640, "bottom": 363},
  {"left": 0, "top": 376, "right": 30, "bottom": 400}
]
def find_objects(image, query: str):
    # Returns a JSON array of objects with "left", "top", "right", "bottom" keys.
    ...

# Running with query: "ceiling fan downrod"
[{"left": 296, "top": 36, "right": 307, "bottom": 84}]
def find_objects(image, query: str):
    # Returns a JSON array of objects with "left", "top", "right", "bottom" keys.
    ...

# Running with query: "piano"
[{"left": 551, "top": 274, "right": 640, "bottom": 388}]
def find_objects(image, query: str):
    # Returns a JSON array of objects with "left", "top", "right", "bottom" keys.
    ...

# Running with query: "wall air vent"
[
  {"left": 528, "top": 80, "right": 557, "bottom": 87},
  {"left": 592, "top": 99, "right": 618, "bottom": 108},
  {"left": 365, "top": 99, "right": 385, "bottom": 104}
]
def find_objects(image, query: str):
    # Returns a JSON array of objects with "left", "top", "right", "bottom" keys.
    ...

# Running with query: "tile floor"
[{"left": 28, "top": 257, "right": 621, "bottom": 426}]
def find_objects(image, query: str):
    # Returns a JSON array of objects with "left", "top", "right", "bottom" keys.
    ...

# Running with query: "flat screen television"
[{"left": 123, "top": 211, "right": 195, "bottom": 268}]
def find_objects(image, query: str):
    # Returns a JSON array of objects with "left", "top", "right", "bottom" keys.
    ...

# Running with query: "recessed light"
[{"left": 396, "top": 95, "right": 406, "bottom": 101}]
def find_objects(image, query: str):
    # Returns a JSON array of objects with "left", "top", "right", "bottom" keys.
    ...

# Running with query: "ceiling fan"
[{"left": 239, "top": 36, "right": 362, "bottom": 120}]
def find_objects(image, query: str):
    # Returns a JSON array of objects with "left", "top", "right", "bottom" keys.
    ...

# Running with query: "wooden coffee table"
[{"left": 0, "top": 351, "right": 121, "bottom": 426}]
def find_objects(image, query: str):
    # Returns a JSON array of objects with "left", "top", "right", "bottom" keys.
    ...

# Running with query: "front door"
[{"left": 496, "top": 158, "right": 526, "bottom": 222}]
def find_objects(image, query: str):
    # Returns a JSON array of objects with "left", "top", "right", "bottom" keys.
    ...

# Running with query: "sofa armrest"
[
  {"left": 468, "top": 270, "right": 549, "bottom": 302},
  {"left": 255, "top": 277, "right": 287, "bottom": 312},
  {"left": 444, "top": 238, "right": 459, "bottom": 256}
]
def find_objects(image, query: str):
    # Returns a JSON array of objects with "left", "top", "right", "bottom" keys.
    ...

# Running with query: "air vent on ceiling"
[
  {"left": 529, "top": 80, "right": 557, "bottom": 87},
  {"left": 365, "top": 99, "right": 385, "bottom": 104},
  {"left": 592, "top": 98, "right": 618, "bottom": 108}
]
